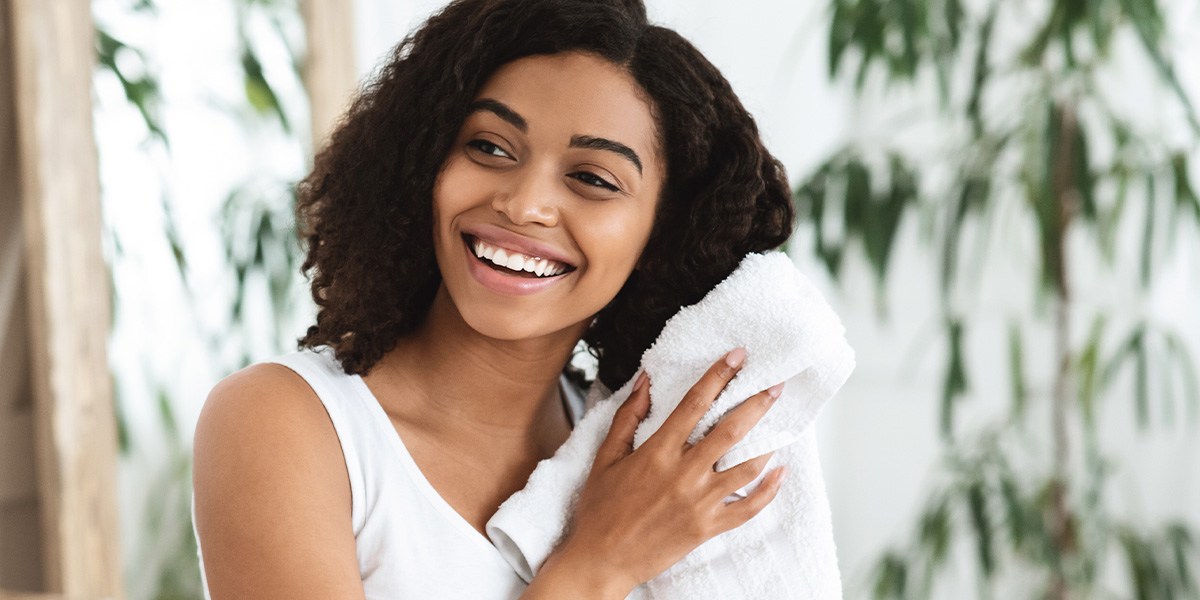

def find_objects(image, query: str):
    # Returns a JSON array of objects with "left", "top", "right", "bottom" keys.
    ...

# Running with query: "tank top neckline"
[{"left": 343, "top": 369, "right": 579, "bottom": 558}]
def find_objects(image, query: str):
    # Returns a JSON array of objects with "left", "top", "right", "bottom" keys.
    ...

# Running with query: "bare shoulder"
[{"left": 193, "top": 362, "right": 364, "bottom": 599}]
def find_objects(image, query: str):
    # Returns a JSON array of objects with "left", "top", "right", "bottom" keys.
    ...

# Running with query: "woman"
[{"left": 192, "top": 0, "right": 795, "bottom": 597}]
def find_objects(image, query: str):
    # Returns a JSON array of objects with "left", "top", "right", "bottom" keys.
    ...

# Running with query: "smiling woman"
[
  {"left": 191, "top": 0, "right": 795, "bottom": 598},
  {"left": 434, "top": 52, "right": 663, "bottom": 341}
]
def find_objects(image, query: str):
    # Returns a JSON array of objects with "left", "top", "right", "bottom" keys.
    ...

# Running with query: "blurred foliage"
[
  {"left": 797, "top": 0, "right": 1200, "bottom": 598},
  {"left": 93, "top": 0, "right": 306, "bottom": 597}
]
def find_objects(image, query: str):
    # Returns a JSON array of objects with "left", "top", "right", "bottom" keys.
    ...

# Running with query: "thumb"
[{"left": 593, "top": 371, "right": 651, "bottom": 470}]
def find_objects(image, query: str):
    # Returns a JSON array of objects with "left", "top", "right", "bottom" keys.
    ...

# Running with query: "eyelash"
[
  {"left": 467, "top": 139, "right": 511, "bottom": 159},
  {"left": 466, "top": 139, "right": 621, "bottom": 192},
  {"left": 569, "top": 172, "right": 620, "bottom": 192}
]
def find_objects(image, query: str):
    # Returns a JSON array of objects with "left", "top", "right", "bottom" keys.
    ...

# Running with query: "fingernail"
[
  {"left": 725, "top": 347, "right": 747, "bottom": 369},
  {"left": 633, "top": 370, "right": 648, "bottom": 392},
  {"left": 766, "top": 382, "right": 785, "bottom": 400}
]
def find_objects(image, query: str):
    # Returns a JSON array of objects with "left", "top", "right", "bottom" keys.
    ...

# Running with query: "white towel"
[{"left": 485, "top": 251, "right": 855, "bottom": 598}]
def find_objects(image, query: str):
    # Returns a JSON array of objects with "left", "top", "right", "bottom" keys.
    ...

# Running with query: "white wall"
[{"left": 352, "top": 1, "right": 1200, "bottom": 597}]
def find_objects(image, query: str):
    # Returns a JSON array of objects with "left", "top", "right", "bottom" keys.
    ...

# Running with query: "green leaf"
[
  {"left": 897, "top": 0, "right": 920, "bottom": 78},
  {"left": 1087, "top": 0, "right": 1115, "bottom": 55},
  {"left": 1035, "top": 101, "right": 1064, "bottom": 295},
  {"left": 113, "top": 378, "right": 131, "bottom": 455},
  {"left": 1120, "top": 0, "right": 1200, "bottom": 134},
  {"left": 94, "top": 28, "right": 167, "bottom": 144},
  {"left": 1077, "top": 314, "right": 1107, "bottom": 428},
  {"left": 966, "top": 7, "right": 996, "bottom": 138},
  {"left": 918, "top": 495, "right": 953, "bottom": 565},
  {"left": 872, "top": 551, "right": 909, "bottom": 599},
  {"left": 1166, "top": 523, "right": 1196, "bottom": 592},
  {"left": 966, "top": 480, "right": 995, "bottom": 578},
  {"left": 1164, "top": 333, "right": 1200, "bottom": 425},
  {"left": 794, "top": 159, "right": 846, "bottom": 279},
  {"left": 863, "top": 156, "right": 916, "bottom": 288},
  {"left": 941, "top": 318, "right": 969, "bottom": 439},
  {"left": 1171, "top": 152, "right": 1200, "bottom": 225},
  {"left": 156, "top": 388, "right": 178, "bottom": 437},
  {"left": 1007, "top": 323, "right": 1027, "bottom": 422},
  {"left": 943, "top": 0, "right": 963, "bottom": 51},
  {"left": 1135, "top": 329, "right": 1150, "bottom": 428},
  {"left": 1120, "top": 528, "right": 1156, "bottom": 600},
  {"left": 1072, "top": 114, "right": 1096, "bottom": 222},
  {"left": 998, "top": 474, "right": 1026, "bottom": 551},
  {"left": 1141, "top": 175, "right": 1156, "bottom": 287},
  {"left": 829, "top": 0, "right": 851, "bottom": 77},
  {"left": 942, "top": 173, "right": 989, "bottom": 301},
  {"left": 241, "top": 48, "right": 291, "bottom": 131}
]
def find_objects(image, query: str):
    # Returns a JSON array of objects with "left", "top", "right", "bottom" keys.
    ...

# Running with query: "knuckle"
[
  {"left": 716, "top": 364, "right": 735, "bottom": 381},
  {"left": 757, "top": 389, "right": 777, "bottom": 407},
  {"left": 681, "top": 393, "right": 710, "bottom": 414},
  {"left": 617, "top": 396, "right": 643, "bottom": 416},
  {"left": 711, "top": 426, "right": 740, "bottom": 448},
  {"left": 648, "top": 447, "right": 677, "bottom": 473}
]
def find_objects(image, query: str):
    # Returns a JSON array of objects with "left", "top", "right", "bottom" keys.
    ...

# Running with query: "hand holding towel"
[{"left": 485, "top": 252, "right": 855, "bottom": 598}]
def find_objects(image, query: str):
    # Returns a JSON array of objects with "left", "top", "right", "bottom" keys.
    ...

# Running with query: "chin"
[{"left": 458, "top": 307, "right": 567, "bottom": 342}]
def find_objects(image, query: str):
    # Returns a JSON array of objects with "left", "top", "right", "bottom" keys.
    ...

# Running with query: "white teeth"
[
  {"left": 470, "top": 236, "right": 570, "bottom": 277},
  {"left": 491, "top": 248, "right": 509, "bottom": 267}
]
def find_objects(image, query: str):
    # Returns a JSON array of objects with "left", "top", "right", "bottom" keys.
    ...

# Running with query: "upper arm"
[{"left": 192, "top": 363, "right": 365, "bottom": 600}]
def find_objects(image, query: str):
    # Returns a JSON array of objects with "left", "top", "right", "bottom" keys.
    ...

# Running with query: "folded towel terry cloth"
[{"left": 485, "top": 251, "right": 855, "bottom": 598}]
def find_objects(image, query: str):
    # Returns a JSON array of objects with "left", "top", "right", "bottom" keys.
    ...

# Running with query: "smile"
[
  {"left": 465, "top": 234, "right": 575, "bottom": 278},
  {"left": 461, "top": 234, "right": 577, "bottom": 296}
]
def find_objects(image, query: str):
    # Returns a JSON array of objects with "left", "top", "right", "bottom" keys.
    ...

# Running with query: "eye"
[
  {"left": 466, "top": 139, "right": 513, "bottom": 159},
  {"left": 570, "top": 171, "right": 620, "bottom": 192}
]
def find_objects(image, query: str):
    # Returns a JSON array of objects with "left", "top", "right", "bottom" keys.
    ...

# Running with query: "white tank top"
[{"left": 192, "top": 347, "right": 587, "bottom": 599}]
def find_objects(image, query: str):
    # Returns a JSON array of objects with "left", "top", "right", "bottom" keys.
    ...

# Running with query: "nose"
[{"left": 491, "top": 168, "right": 561, "bottom": 227}]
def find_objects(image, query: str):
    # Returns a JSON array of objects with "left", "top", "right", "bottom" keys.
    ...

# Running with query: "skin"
[{"left": 192, "top": 51, "right": 783, "bottom": 599}]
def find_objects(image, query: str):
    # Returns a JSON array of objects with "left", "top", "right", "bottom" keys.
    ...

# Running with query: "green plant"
[
  {"left": 795, "top": 0, "right": 1200, "bottom": 598},
  {"left": 93, "top": 0, "right": 307, "bottom": 597}
]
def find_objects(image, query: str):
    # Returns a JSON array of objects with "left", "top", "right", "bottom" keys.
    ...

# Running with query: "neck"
[{"left": 371, "top": 285, "right": 586, "bottom": 441}]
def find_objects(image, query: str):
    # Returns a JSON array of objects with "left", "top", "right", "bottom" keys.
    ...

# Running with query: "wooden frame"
[
  {"left": 3, "top": 0, "right": 123, "bottom": 597},
  {"left": 301, "top": 0, "right": 358, "bottom": 149},
  {"left": 3, "top": 0, "right": 356, "bottom": 596}
]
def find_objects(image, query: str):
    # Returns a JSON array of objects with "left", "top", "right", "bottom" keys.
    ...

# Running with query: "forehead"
[{"left": 471, "top": 52, "right": 661, "bottom": 163}]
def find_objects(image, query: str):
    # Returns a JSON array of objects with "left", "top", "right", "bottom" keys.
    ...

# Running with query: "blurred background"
[{"left": 1, "top": 0, "right": 1197, "bottom": 598}]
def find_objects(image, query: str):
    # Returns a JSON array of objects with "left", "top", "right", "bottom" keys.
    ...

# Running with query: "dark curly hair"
[{"left": 296, "top": 0, "right": 794, "bottom": 391}]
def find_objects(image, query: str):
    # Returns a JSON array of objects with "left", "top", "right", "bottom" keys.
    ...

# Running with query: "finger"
[
  {"left": 688, "top": 382, "right": 784, "bottom": 467},
  {"left": 715, "top": 466, "right": 786, "bottom": 533},
  {"left": 654, "top": 347, "right": 746, "bottom": 449},
  {"left": 593, "top": 371, "right": 651, "bottom": 470},
  {"left": 712, "top": 451, "right": 773, "bottom": 496}
]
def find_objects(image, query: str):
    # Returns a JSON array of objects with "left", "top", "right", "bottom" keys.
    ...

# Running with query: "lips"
[
  {"left": 463, "top": 234, "right": 576, "bottom": 278},
  {"left": 460, "top": 223, "right": 579, "bottom": 269},
  {"left": 460, "top": 235, "right": 574, "bottom": 296}
]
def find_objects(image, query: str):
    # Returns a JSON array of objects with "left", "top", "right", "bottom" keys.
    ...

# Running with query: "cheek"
[
  {"left": 578, "top": 204, "right": 656, "bottom": 278},
  {"left": 431, "top": 160, "right": 478, "bottom": 240}
]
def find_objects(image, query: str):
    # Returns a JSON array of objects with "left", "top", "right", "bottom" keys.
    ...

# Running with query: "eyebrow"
[
  {"left": 569, "top": 135, "right": 643, "bottom": 175},
  {"left": 468, "top": 99, "right": 528, "bottom": 132},
  {"left": 467, "top": 98, "right": 644, "bottom": 175}
]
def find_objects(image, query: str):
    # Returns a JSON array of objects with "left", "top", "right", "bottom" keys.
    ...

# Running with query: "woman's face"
[{"left": 431, "top": 51, "right": 664, "bottom": 342}]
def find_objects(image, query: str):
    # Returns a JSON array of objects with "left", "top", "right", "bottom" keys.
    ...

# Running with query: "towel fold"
[{"left": 485, "top": 251, "right": 855, "bottom": 598}]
